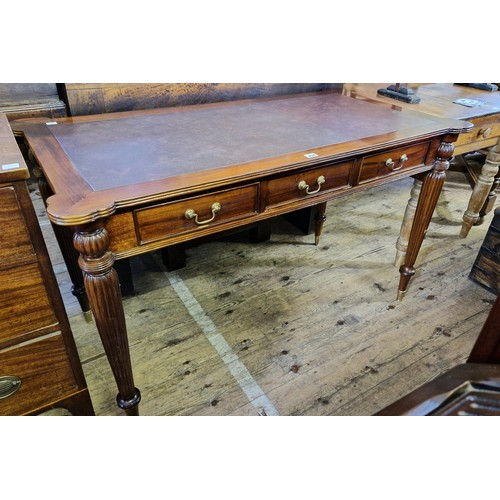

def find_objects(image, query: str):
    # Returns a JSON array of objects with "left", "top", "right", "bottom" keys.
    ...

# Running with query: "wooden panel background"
[
  {"left": 63, "top": 83, "right": 342, "bottom": 115},
  {"left": 0, "top": 83, "right": 66, "bottom": 121}
]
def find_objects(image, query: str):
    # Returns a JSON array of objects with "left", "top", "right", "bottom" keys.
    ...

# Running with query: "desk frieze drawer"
[
  {"left": 455, "top": 116, "right": 500, "bottom": 149},
  {"left": 264, "top": 160, "right": 353, "bottom": 209},
  {"left": 358, "top": 141, "right": 431, "bottom": 185},
  {"left": 0, "top": 333, "right": 79, "bottom": 416},
  {"left": 134, "top": 183, "right": 259, "bottom": 245}
]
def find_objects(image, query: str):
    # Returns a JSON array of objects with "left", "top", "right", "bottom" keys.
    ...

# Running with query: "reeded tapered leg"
[
  {"left": 314, "top": 202, "right": 327, "bottom": 246},
  {"left": 394, "top": 175, "right": 424, "bottom": 267},
  {"left": 33, "top": 164, "right": 91, "bottom": 320},
  {"left": 74, "top": 222, "right": 141, "bottom": 415},
  {"left": 461, "top": 140, "right": 500, "bottom": 237},
  {"left": 398, "top": 141, "right": 454, "bottom": 300}
]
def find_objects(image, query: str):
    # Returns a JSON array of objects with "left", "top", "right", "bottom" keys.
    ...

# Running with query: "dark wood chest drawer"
[
  {"left": 0, "top": 113, "right": 94, "bottom": 416},
  {"left": 264, "top": 160, "right": 353, "bottom": 209},
  {"left": 0, "top": 186, "right": 35, "bottom": 264},
  {"left": 358, "top": 141, "right": 431, "bottom": 184},
  {"left": 134, "top": 183, "right": 259, "bottom": 245},
  {"left": 0, "top": 263, "right": 58, "bottom": 346},
  {"left": 0, "top": 333, "right": 80, "bottom": 416}
]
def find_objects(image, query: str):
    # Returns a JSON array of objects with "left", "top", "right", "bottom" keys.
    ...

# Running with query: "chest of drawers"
[{"left": 0, "top": 113, "right": 93, "bottom": 416}]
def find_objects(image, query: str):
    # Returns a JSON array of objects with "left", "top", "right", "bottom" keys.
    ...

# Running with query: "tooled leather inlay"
[{"left": 48, "top": 94, "right": 436, "bottom": 191}]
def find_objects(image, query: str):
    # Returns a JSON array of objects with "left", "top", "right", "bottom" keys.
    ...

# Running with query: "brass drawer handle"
[
  {"left": 479, "top": 127, "right": 492, "bottom": 139},
  {"left": 185, "top": 202, "right": 222, "bottom": 225},
  {"left": 0, "top": 375, "right": 21, "bottom": 399},
  {"left": 298, "top": 175, "right": 325, "bottom": 195},
  {"left": 386, "top": 153, "right": 408, "bottom": 171}
]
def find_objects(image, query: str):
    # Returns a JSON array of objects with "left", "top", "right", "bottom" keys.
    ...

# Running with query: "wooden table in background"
[
  {"left": 343, "top": 83, "right": 500, "bottom": 265},
  {"left": 13, "top": 92, "right": 471, "bottom": 415}
]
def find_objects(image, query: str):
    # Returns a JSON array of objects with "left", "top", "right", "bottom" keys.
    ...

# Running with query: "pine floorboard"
[{"left": 32, "top": 169, "right": 497, "bottom": 416}]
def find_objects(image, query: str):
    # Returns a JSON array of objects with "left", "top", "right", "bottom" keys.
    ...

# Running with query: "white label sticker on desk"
[
  {"left": 304, "top": 153, "right": 319, "bottom": 158},
  {"left": 1, "top": 163, "right": 21, "bottom": 171}
]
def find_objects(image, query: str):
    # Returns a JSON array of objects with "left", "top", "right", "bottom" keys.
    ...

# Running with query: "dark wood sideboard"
[{"left": 0, "top": 113, "right": 94, "bottom": 416}]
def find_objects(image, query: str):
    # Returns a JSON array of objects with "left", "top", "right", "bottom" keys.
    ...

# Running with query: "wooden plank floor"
[{"left": 32, "top": 168, "right": 497, "bottom": 416}]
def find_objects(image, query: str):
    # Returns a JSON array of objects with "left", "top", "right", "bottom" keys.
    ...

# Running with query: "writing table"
[
  {"left": 343, "top": 83, "right": 500, "bottom": 265},
  {"left": 13, "top": 92, "right": 471, "bottom": 415}
]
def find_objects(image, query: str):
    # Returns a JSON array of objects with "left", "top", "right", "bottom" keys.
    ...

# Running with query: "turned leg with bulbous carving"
[
  {"left": 73, "top": 222, "right": 141, "bottom": 415},
  {"left": 397, "top": 140, "right": 455, "bottom": 300}
]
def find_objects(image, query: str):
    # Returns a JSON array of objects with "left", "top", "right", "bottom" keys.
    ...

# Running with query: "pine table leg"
[{"left": 461, "top": 140, "right": 500, "bottom": 238}]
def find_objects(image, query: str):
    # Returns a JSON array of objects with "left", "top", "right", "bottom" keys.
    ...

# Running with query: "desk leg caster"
[
  {"left": 117, "top": 389, "right": 142, "bottom": 416},
  {"left": 397, "top": 265, "right": 415, "bottom": 301}
]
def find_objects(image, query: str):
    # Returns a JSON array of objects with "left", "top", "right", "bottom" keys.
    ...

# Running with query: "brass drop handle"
[
  {"left": 479, "top": 127, "right": 492, "bottom": 139},
  {"left": 185, "top": 202, "right": 222, "bottom": 225},
  {"left": 298, "top": 175, "right": 326, "bottom": 194},
  {"left": 0, "top": 375, "right": 21, "bottom": 399},
  {"left": 386, "top": 153, "right": 408, "bottom": 171}
]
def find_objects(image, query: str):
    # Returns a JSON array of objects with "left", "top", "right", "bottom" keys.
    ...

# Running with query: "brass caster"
[{"left": 83, "top": 310, "right": 93, "bottom": 323}]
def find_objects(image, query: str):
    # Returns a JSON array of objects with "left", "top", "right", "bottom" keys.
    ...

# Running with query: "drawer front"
[
  {"left": 0, "top": 333, "right": 79, "bottom": 415},
  {"left": 265, "top": 160, "right": 352, "bottom": 209},
  {"left": 0, "top": 186, "right": 35, "bottom": 264},
  {"left": 455, "top": 115, "right": 500, "bottom": 149},
  {"left": 0, "top": 263, "right": 58, "bottom": 345},
  {"left": 359, "top": 142, "right": 430, "bottom": 184},
  {"left": 135, "top": 184, "right": 259, "bottom": 244}
]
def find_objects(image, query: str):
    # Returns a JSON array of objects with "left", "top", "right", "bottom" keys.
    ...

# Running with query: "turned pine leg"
[
  {"left": 314, "top": 202, "right": 327, "bottom": 246},
  {"left": 33, "top": 164, "right": 91, "bottom": 320},
  {"left": 394, "top": 175, "right": 424, "bottom": 267},
  {"left": 477, "top": 175, "right": 499, "bottom": 225},
  {"left": 74, "top": 223, "right": 141, "bottom": 415},
  {"left": 397, "top": 141, "right": 454, "bottom": 300},
  {"left": 461, "top": 140, "right": 500, "bottom": 237}
]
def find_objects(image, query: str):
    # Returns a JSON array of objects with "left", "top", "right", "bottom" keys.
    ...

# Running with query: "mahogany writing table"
[
  {"left": 13, "top": 92, "right": 471, "bottom": 415},
  {"left": 343, "top": 83, "right": 500, "bottom": 265}
]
